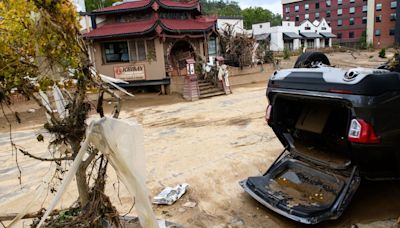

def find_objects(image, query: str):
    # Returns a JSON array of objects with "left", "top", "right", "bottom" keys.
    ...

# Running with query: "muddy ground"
[{"left": 0, "top": 50, "right": 399, "bottom": 227}]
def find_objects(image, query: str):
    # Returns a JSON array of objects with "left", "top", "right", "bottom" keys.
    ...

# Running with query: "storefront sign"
[{"left": 114, "top": 65, "right": 146, "bottom": 80}]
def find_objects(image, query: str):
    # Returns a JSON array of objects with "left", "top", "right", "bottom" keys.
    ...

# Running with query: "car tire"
[{"left": 294, "top": 52, "right": 331, "bottom": 68}]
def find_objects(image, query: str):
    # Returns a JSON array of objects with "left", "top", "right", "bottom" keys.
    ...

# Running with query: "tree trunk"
[
  {"left": 76, "top": 164, "right": 90, "bottom": 207},
  {"left": 71, "top": 141, "right": 94, "bottom": 207}
]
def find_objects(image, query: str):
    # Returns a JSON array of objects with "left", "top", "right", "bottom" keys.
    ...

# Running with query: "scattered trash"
[
  {"left": 153, "top": 183, "right": 189, "bottom": 205},
  {"left": 28, "top": 108, "right": 36, "bottom": 113},
  {"left": 182, "top": 201, "right": 196, "bottom": 208},
  {"left": 230, "top": 217, "right": 244, "bottom": 226}
]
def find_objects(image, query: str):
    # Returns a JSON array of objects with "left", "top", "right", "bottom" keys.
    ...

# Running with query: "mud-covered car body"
[{"left": 240, "top": 54, "right": 400, "bottom": 224}]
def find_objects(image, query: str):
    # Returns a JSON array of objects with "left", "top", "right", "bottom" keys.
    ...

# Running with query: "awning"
[
  {"left": 283, "top": 32, "right": 302, "bottom": 40},
  {"left": 320, "top": 32, "right": 336, "bottom": 38},
  {"left": 255, "top": 33, "right": 270, "bottom": 41},
  {"left": 300, "top": 32, "right": 323, "bottom": 39}
]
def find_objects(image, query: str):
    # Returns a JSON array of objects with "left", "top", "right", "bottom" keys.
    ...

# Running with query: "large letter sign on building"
[{"left": 114, "top": 65, "right": 146, "bottom": 80}]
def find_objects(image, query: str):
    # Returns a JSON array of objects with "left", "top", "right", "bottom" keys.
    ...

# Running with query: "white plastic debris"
[
  {"left": 153, "top": 183, "right": 189, "bottom": 205},
  {"left": 38, "top": 90, "right": 52, "bottom": 122},
  {"left": 33, "top": 117, "right": 158, "bottom": 228},
  {"left": 52, "top": 85, "right": 68, "bottom": 119},
  {"left": 183, "top": 201, "right": 197, "bottom": 208},
  {"left": 89, "top": 67, "right": 134, "bottom": 97},
  {"left": 27, "top": 108, "right": 36, "bottom": 113}
]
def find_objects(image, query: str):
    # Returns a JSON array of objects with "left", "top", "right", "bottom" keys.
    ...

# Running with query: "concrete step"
[
  {"left": 199, "top": 84, "right": 215, "bottom": 90},
  {"left": 199, "top": 81, "right": 213, "bottom": 85},
  {"left": 200, "top": 87, "right": 223, "bottom": 95},
  {"left": 199, "top": 91, "right": 226, "bottom": 99}
]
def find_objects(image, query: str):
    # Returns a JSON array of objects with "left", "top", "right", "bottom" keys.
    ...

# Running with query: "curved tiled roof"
[
  {"left": 160, "top": 18, "right": 215, "bottom": 32},
  {"left": 93, "top": 0, "right": 199, "bottom": 14},
  {"left": 93, "top": 0, "right": 152, "bottom": 13},
  {"left": 84, "top": 18, "right": 158, "bottom": 39},
  {"left": 158, "top": 0, "right": 199, "bottom": 9},
  {"left": 84, "top": 16, "right": 216, "bottom": 39}
]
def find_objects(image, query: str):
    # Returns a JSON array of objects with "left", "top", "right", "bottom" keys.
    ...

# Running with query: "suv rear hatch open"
[{"left": 240, "top": 93, "right": 361, "bottom": 224}]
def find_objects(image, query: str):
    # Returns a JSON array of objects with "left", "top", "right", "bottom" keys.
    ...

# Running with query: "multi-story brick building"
[{"left": 282, "top": 0, "right": 400, "bottom": 48}]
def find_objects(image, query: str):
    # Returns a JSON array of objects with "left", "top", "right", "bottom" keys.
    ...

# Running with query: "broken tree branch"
[
  {"left": 19, "top": 149, "right": 73, "bottom": 162},
  {"left": 0, "top": 209, "right": 68, "bottom": 221}
]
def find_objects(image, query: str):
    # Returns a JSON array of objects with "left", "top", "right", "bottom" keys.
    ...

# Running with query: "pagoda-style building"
[{"left": 85, "top": 0, "right": 218, "bottom": 93}]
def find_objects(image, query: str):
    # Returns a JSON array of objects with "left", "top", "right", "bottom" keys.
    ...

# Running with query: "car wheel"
[{"left": 294, "top": 52, "right": 331, "bottom": 68}]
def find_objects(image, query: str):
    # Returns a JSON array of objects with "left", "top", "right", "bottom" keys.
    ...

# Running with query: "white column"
[
  {"left": 293, "top": 39, "right": 300, "bottom": 50},
  {"left": 329, "top": 38, "right": 332, "bottom": 47},
  {"left": 315, "top": 38, "right": 320, "bottom": 49},
  {"left": 366, "top": 0, "right": 375, "bottom": 46}
]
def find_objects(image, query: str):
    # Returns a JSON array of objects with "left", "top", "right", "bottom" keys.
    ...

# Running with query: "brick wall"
[
  {"left": 283, "top": 0, "right": 368, "bottom": 47},
  {"left": 373, "top": 0, "right": 397, "bottom": 48}
]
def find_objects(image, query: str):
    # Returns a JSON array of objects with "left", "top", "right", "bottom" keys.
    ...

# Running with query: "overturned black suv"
[{"left": 240, "top": 52, "right": 400, "bottom": 224}]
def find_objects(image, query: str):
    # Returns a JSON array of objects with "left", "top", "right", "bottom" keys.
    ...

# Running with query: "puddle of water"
[{"left": 269, "top": 168, "right": 339, "bottom": 208}]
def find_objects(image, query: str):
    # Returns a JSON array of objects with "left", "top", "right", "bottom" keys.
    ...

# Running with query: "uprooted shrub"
[{"left": 219, "top": 23, "right": 257, "bottom": 68}]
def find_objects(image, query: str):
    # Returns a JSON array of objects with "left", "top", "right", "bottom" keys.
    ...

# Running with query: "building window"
[
  {"left": 376, "top": 3, "right": 382, "bottom": 11},
  {"left": 305, "top": 4, "right": 309, "bottom": 10},
  {"left": 259, "top": 24, "right": 263, "bottom": 28},
  {"left": 376, "top": 15, "right": 382, "bottom": 22},
  {"left": 103, "top": 42, "right": 129, "bottom": 63},
  {"left": 295, "top": 5, "right": 299, "bottom": 12},
  {"left": 349, "top": 7, "right": 355, "bottom": 14},
  {"left": 296, "top": 15, "right": 299, "bottom": 21},
  {"left": 285, "top": 16, "right": 290, "bottom": 20},
  {"left": 350, "top": 0, "right": 355, "bottom": 3},
  {"left": 321, "top": 27, "right": 327, "bottom": 30},
  {"left": 338, "top": 19, "right": 342, "bottom": 26},
  {"left": 375, "top": 29, "right": 381, "bottom": 36},
  {"left": 362, "top": 5, "right": 367, "bottom": 12},
  {"left": 286, "top": 7, "right": 290, "bottom": 13},
  {"left": 349, "top": 32, "right": 354, "bottom": 38},
  {"left": 305, "top": 14, "right": 309, "bottom": 20},
  {"left": 349, "top": 17, "right": 355, "bottom": 25},
  {"left": 391, "top": 1, "right": 397, "bottom": 9},
  {"left": 338, "top": 0, "right": 342, "bottom": 5},
  {"left": 337, "top": 9, "right": 342, "bottom": 16},
  {"left": 390, "top": 29, "right": 395, "bottom": 36},
  {"left": 327, "top": 10, "right": 331, "bottom": 17},
  {"left": 316, "top": 12, "right": 320, "bottom": 19},
  {"left": 103, "top": 40, "right": 156, "bottom": 64},
  {"left": 208, "top": 38, "right": 217, "bottom": 56},
  {"left": 305, "top": 26, "right": 311, "bottom": 30},
  {"left": 362, "top": 17, "right": 367, "bottom": 24},
  {"left": 326, "top": 0, "right": 331, "bottom": 7},
  {"left": 337, "top": 32, "right": 342, "bottom": 39},
  {"left": 316, "top": 2, "right": 320, "bottom": 9},
  {"left": 390, "top": 13, "right": 397, "bottom": 21},
  {"left": 129, "top": 40, "right": 146, "bottom": 62}
]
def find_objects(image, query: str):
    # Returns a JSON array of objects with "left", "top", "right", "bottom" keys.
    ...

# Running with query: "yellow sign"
[{"left": 114, "top": 65, "right": 146, "bottom": 80}]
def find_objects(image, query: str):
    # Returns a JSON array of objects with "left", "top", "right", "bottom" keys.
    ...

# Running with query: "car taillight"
[
  {"left": 348, "top": 119, "right": 380, "bottom": 144},
  {"left": 265, "top": 105, "right": 272, "bottom": 123}
]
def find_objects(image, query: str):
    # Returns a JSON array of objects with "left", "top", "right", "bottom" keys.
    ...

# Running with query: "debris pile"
[{"left": 219, "top": 24, "right": 257, "bottom": 68}]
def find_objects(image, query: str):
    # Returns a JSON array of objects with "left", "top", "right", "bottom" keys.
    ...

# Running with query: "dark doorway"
[{"left": 169, "top": 40, "right": 195, "bottom": 76}]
